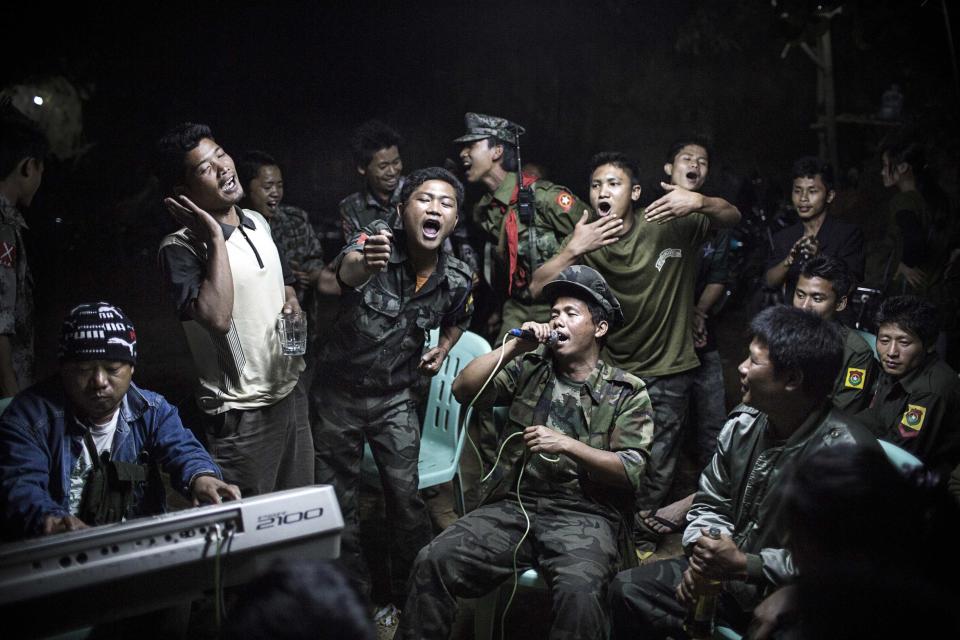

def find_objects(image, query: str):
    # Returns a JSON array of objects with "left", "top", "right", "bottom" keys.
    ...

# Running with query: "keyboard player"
[{"left": 0, "top": 302, "right": 240, "bottom": 540}]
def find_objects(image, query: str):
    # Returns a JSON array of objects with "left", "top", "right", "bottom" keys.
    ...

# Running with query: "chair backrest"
[
  {"left": 879, "top": 439, "right": 924, "bottom": 474},
  {"left": 421, "top": 329, "right": 491, "bottom": 452},
  {"left": 855, "top": 329, "right": 878, "bottom": 361}
]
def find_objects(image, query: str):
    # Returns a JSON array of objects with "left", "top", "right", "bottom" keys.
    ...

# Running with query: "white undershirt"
[
  {"left": 68, "top": 408, "right": 121, "bottom": 515},
  {"left": 81, "top": 409, "right": 120, "bottom": 466}
]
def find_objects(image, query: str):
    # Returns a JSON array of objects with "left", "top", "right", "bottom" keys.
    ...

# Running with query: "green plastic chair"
[
  {"left": 360, "top": 329, "right": 491, "bottom": 515},
  {"left": 878, "top": 439, "right": 923, "bottom": 473},
  {"left": 0, "top": 396, "right": 12, "bottom": 416}
]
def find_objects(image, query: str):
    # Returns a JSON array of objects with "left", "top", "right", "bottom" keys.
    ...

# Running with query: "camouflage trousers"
[
  {"left": 608, "top": 557, "right": 752, "bottom": 640},
  {"left": 635, "top": 369, "right": 697, "bottom": 513},
  {"left": 689, "top": 350, "right": 727, "bottom": 468},
  {"left": 399, "top": 497, "right": 621, "bottom": 640},
  {"left": 311, "top": 383, "right": 432, "bottom": 606}
]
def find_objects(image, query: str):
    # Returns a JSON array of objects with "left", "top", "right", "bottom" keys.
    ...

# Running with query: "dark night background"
[{"left": 2, "top": 0, "right": 958, "bottom": 400}]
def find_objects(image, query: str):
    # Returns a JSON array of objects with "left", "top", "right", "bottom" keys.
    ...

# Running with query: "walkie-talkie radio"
[{"left": 514, "top": 124, "right": 538, "bottom": 271}]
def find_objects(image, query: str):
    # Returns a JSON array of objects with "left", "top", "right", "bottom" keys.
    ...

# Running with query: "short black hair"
[
  {"left": 398, "top": 166, "right": 465, "bottom": 211},
  {"left": 350, "top": 120, "right": 403, "bottom": 169},
  {"left": 237, "top": 150, "right": 279, "bottom": 189},
  {"left": 799, "top": 255, "right": 853, "bottom": 299},
  {"left": 879, "top": 137, "right": 925, "bottom": 173},
  {"left": 486, "top": 137, "right": 518, "bottom": 172},
  {"left": 749, "top": 305, "right": 843, "bottom": 399},
  {"left": 0, "top": 105, "right": 48, "bottom": 179},
  {"left": 666, "top": 137, "right": 711, "bottom": 164},
  {"left": 589, "top": 151, "right": 641, "bottom": 187},
  {"left": 791, "top": 156, "right": 835, "bottom": 192},
  {"left": 875, "top": 295, "right": 939, "bottom": 347},
  {"left": 155, "top": 122, "right": 214, "bottom": 196},
  {"left": 221, "top": 559, "right": 374, "bottom": 640}
]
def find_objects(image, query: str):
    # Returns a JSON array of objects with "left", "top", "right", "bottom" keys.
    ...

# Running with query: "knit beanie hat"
[{"left": 58, "top": 302, "right": 137, "bottom": 365}]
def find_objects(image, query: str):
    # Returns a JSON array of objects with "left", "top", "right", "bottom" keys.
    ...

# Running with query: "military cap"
[
  {"left": 453, "top": 112, "right": 525, "bottom": 145},
  {"left": 543, "top": 265, "right": 624, "bottom": 328}
]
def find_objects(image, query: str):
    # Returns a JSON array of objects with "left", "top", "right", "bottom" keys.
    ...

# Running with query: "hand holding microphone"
[{"left": 508, "top": 321, "right": 563, "bottom": 350}]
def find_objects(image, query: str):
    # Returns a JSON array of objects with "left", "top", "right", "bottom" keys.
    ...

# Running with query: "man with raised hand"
[{"left": 312, "top": 167, "right": 474, "bottom": 629}]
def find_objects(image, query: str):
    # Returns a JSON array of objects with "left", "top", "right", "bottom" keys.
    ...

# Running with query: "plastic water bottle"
[{"left": 684, "top": 526, "right": 723, "bottom": 639}]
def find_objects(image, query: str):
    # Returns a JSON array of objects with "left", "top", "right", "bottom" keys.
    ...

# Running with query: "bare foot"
[{"left": 640, "top": 493, "right": 695, "bottom": 534}]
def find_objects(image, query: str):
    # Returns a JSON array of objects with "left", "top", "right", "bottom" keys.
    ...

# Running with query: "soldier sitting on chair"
[{"left": 399, "top": 266, "right": 654, "bottom": 640}]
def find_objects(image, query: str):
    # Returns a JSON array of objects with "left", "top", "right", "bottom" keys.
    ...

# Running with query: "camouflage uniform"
[
  {"left": 338, "top": 181, "right": 404, "bottom": 242},
  {"left": 265, "top": 204, "right": 325, "bottom": 357},
  {"left": 311, "top": 220, "right": 474, "bottom": 605},
  {"left": 0, "top": 193, "right": 33, "bottom": 391},
  {"left": 400, "top": 349, "right": 654, "bottom": 640}
]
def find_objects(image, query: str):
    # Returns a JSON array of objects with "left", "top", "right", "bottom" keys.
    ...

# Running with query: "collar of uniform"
[
  {"left": 581, "top": 361, "right": 608, "bottom": 405},
  {"left": 365, "top": 178, "right": 405, "bottom": 211},
  {"left": 391, "top": 233, "right": 451, "bottom": 283},
  {"left": 491, "top": 172, "right": 519, "bottom": 207},
  {"left": 890, "top": 352, "right": 939, "bottom": 395},
  {"left": 218, "top": 206, "right": 257, "bottom": 241},
  {"left": 0, "top": 192, "right": 27, "bottom": 229}
]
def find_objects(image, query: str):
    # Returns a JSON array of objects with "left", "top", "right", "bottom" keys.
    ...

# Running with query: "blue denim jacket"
[{"left": 0, "top": 376, "right": 220, "bottom": 539}]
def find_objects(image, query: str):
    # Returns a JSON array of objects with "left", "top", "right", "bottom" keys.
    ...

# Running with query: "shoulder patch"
[
  {"left": 898, "top": 404, "right": 926, "bottom": 438},
  {"left": 844, "top": 367, "right": 866, "bottom": 389},
  {"left": 0, "top": 240, "right": 16, "bottom": 268},
  {"left": 556, "top": 192, "right": 574, "bottom": 212}
]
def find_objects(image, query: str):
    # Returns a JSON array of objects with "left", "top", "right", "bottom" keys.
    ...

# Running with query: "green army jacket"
[
  {"left": 684, "top": 403, "right": 878, "bottom": 607},
  {"left": 856, "top": 353, "right": 960, "bottom": 475},
  {"left": 472, "top": 173, "right": 587, "bottom": 303},
  {"left": 831, "top": 325, "right": 880, "bottom": 414},
  {"left": 475, "top": 349, "right": 654, "bottom": 518}
]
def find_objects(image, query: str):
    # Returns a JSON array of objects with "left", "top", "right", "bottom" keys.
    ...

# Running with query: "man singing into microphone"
[{"left": 399, "top": 265, "right": 654, "bottom": 640}]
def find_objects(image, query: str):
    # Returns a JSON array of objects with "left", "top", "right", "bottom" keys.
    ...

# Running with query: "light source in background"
[{"left": 0, "top": 76, "right": 93, "bottom": 160}]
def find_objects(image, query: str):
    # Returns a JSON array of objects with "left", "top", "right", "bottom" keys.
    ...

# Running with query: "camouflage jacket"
[
  {"left": 684, "top": 403, "right": 878, "bottom": 605},
  {"left": 476, "top": 349, "right": 653, "bottom": 519},
  {"left": 0, "top": 193, "right": 34, "bottom": 390},
  {"left": 316, "top": 220, "right": 474, "bottom": 393},
  {"left": 338, "top": 181, "right": 404, "bottom": 242},
  {"left": 266, "top": 204, "right": 325, "bottom": 304},
  {"left": 472, "top": 173, "right": 588, "bottom": 303}
]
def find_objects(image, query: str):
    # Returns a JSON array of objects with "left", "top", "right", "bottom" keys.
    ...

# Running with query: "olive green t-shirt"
[{"left": 574, "top": 211, "right": 710, "bottom": 377}]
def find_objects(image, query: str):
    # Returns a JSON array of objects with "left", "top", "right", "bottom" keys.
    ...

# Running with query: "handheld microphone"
[{"left": 509, "top": 328, "right": 561, "bottom": 345}]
